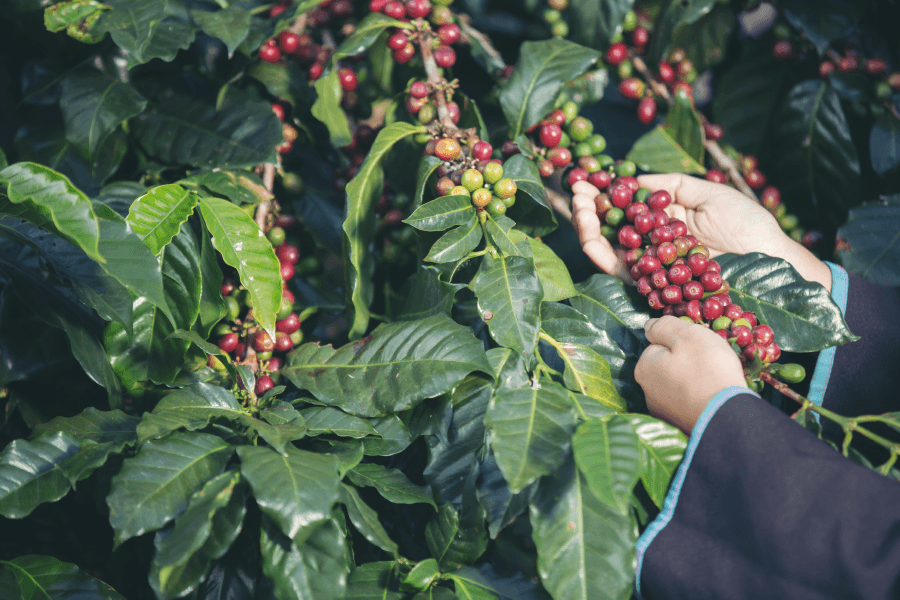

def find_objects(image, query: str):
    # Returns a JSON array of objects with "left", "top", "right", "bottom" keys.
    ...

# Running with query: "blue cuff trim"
[
  {"left": 633, "top": 386, "right": 761, "bottom": 599},
  {"left": 807, "top": 263, "right": 849, "bottom": 410}
]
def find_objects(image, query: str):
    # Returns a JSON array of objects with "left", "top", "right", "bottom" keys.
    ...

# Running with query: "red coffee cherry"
[
  {"left": 387, "top": 31, "right": 409, "bottom": 50},
  {"left": 638, "top": 255, "right": 662, "bottom": 276},
  {"left": 406, "top": 0, "right": 432, "bottom": 18},
  {"left": 548, "top": 146, "right": 572, "bottom": 168},
  {"left": 647, "top": 290, "right": 664, "bottom": 310},
  {"left": 255, "top": 375, "right": 275, "bottom": 396},
  {"left": 619, "top": 78, "right": 645, "bottom": 100},
  {"left": 437, "top": 23, "right": 461, "bottom": 45},
  {"left": 339, "top": 68, "right": 358, "bottom": 92},
  {"left": 647, "top": 190, "right": 672, "bottom": 210},
  {"left": 838, "top": 55, "right": 858, "bottom": 72},
  {"left": 471, "top": 141, "right": 493, "bottom": 160},
  {"left": 731, "top": 325, "right": 753, "bottom": 348},
  {"left": 668, "top": 264, "right": 691, "bottom": 286},
  {"left": 539, "top": 124, "right": 563, "bottom": 148},
  {"left": 567, "top": 168, "right": 589, "bottom": 188},
  {"left": 546, "top": 109, "right": 567, "bottom": 126},
  {"left": 864, "top": 58, "right": 888, "bottom": 76},
  {"left": 650, "top": 268, "right": 669, "bottom": 290},
  {"left": 254, "top": 331, "right": 275, "bottom": 353},
  {"left": 742, "top": 343, "right": 767, "bottom": 362},
  {"left": 649, "top": 225, "right": 674, "bottom": 245},
  {"left": 218, "top": 333, "right": 239, "bottom": 354},
  {"left": 618, "top": 176, "right": 640, "bottom": 192},
  {"left": 280, "top": 261, "right": 295, "bottom": 281},
  {"left": 618, "top": 225, "right": 643, "bottom": 249},
  {"left": 702, "top": 297, "right": 724, "bottom": 321},
  {"left": 631, "top": 26, "right": 649, "bottom": 48},
  {"left": 276, "top": 244, "right": 300, "bottom": 265},
  {"left": 704, "top": 123, "right": 723, "bottom": 141},
  {"left": 658, "top": 61, "right": 675, "bottom": 84},
  {"left": 259, "top": 45, "right": 281, "bottom": 63},
  {"left": 383, "top": 0, "right": 406, "bottom": 18},
  {"left": 819, "top": 61, "right": 835, "bottom": 78},
  {"left": 625, "top": 202, "right": 649, "bottom": 222},
  {"left": 276, "top": 313, "right": 302, "bottom": 334},
  {"left": 741, "top": 312, "right": 758, "bottom": 327},
  {"left": 637, "top": 97, "right": 657, "bottom": 124},
  {"left": 723, "top": 303, "right": 744, "bottom": 321},
  {"left": 588, "top": 170, "right": 612, "bottom": 189},
  {"left": 434, "top": 45, "right": 457, "bottom": 68},
  {"left": 656, "top": 242, "right": 677, "bottom": 265},
  {"left": 764, "top": 343, "right": 781, "bottom": 362},
  {"left": 773, "top": 39, "right": 794, "bottom": 59},
  {"left": 392, "top": 43, "right": 416, "bottom": 64},
  {"left": 705, "top": 169, "right": 727, "bottom": 184},
  {"left": 637, "top": 276, "right": 653, "bottom": 296},
  {"left": 687, "top": 252, "right": 709, "bottom": 277},
  {"left": 609, "top": 184, "right": 633, "bottom": 208},
  {"left": 753, "top": 324, "right": 774, "bottom": 345},
  {"left": 634, "top": 212, "right": 654, "bottom": 235},
  {"left": 668, "top": 219, "right": 687, "bottom": 238},
  {"left": 279, "top": 32, "right": 302, "bottom": 54},
  {"left": 661, "top": 285, "right": 683, "bottom": 305},
  {"left": 605, "top": 43, "right": 628, "bottom": 66},
  {"left": 649, "top": 209, "right": 669, "bottom": 228},
  {"left": 745, "top": 169, "right": 766, "bottom": 190},
  {"left": 685, "top": 299, "right": 703, "bottom": 322},
  {"left": 760, "top": 186, "right": 781, "bottom": 210}
]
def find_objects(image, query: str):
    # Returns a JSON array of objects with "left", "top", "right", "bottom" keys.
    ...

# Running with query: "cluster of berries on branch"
[{"left": 372, "top": 0, "right": 462, "bottom": 67}]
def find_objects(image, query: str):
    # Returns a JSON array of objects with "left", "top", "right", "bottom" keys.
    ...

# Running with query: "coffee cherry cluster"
[
  {"left": 541, "top": 0, "right": 571, "bottom": 38},
  {"left": 271, "top": 102, "right": 300, "bottom": 154},
  {"left": 404, "top": 79, "right": 461, "bottom": 126},
  {"left": 598, "top": 183, "right": 790, "bottom": 380},
  {"left": 425, "top": 138, "right": 517, "bottom": 216},
  {"left": 371, "top": 0, "right": 462, "bottom": 67}
]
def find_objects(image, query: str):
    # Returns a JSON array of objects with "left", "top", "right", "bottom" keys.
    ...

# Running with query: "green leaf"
[
  {"left": 44, "top": 0, "right": 110, "bottom": 32},
  {"left": 483, "top": 216, "right": 526, "bottom": 259},
  {"left": 198, "top": 227, "right": 226, "bottom": 338},
  {"left": 473, "top": 255, "right": 543, "bottom": 361},
  {"left": 769, "top": 79, "right": 861, "bottom": 227},
  {"left": 96, "top": 0, "right": 195, "bottom": 68},
  {"left": 397, "top": 265, "right": 465, "bottom": 322},
  {"left": 104, "top": 226, "right": 200, "bottom": 387},
  {"left": 107, "top": 430, "right": 234, "bottom": 547},
  {"left": 781, "top": 0, "right": 861, "bottom": 55},
  {"left": 500, "top": 154, "right": 557, "bottom": 237},
  {"left": 347, "top": 463, "right": 437, "bottom": 509},
  {"left": 283, "top": 314, "right": 491, "bottom": 417},
  {"left": 132, "top": 96, "right": 281, "bottom": 169},
  {"left": 870, "top": 111, "right": 900, "bottom": 179},
  {"left": 474, "top": 449, "right": 535, "bottom": 539},
  {"left": 572, "top": 416, "right": 641, "bottom": 514},
  {"left": 485, "top": 381, "right": 577, "bottom": 493},
  {"left": 625, "top": 126, "right": 706, "bottom": 175},
  {"left": 271, "top": 0, "right": 327, "bottom": 35},
  {"left": 666, "top": 91, "right": 704, "bottom": 163},
  {"left": 500, "top": 39, "right": 600, "bottom": 138},
  {"left": 0, "top": 161, "right": 100, "bottom": 261},
  {"left": 362, "top": 415, "right": 414, "bottom": 457},
  {"left": 405, "top": 195, "right": 476, "bottom": 232},
  {"left": 199, "top": 195, "right": 281, "bottom": 338},
  {"left": 181, "top": 170, "right": 273, "bottom": 207},
  {"left": 424, "top": 218, "right": 483, "bottom": 263},
  {"left": 300, "top": 406, "right": 379, "bottom": 438},
  {"left": 150, "top": 471, "right": 245, "bottom": 600},
  {"left": 450, "top": 576, "right": 498, "bottom": 600},
  {"left": 712, "top": 45, "right": 796, "bottom": 157},
  {"left": 346, "top": 562, "right": 404, "bottom": 600},
  {"left": 126, "top": 184, "right": 198, "bottom": 255},
  {"left": 570, "top": 275, "right": 649, "bottom": 361},
  {"left": 450, "top": 565, "right": 548, "bottom": 600},
  {"left": 649, "top": 0, "right": 716, "bottom": 65},
  {"left": 190, "top": 7, "right": 251, "bottom": 57},
  {"left": 671, "top": 4, "right": 735, "bottom": 70},
  {"left": 402, "top": 558, "right": 440, "bottom": 591},
  {"left": 529, "top": 238, "right": 576, "bottom": 302},
  {"left": 259, "top": 515, "right": 349, "bottom": 600},
  {"left": 60, "top": 66, "right": 147, "bottom": 159},
  {"left": 530, "top": 457, "right": 636, "bottom": 600},
  {"left": 425, "top": 503, "right": 488, "bottom": 571},
  {"left": 628, "top": 414, "right": 687, "bottom": 509},
  {"left": 237, "top": 445, "right": 340, "bottom": 543},
  {"left": 312, "top": 69, "right": 353, "bottom": 149},
  {"left": 544, "top": 337, "right": 627, "bottom": 412},
  {"left": 716, "top": 252, "right": 858, "bottom": 351},
  {"left": 340, "top": 483, "right": 399, "bottom": 557},
  {"left": 247, "top": 60, "right": 313, "bottom": 108},
  {"left": 836, "top": 201, "right": 900, "bottom": 287},
  {"left": 569, "top": 0, "right": 636, "bottom": 48},
  {"left": 0, "top": 432, "right": 80, "bottom": 519},
  {"left": 413, "top": 155, "right": 443, "bottom": 211},
  {"left": 344, "top": 122, "right": 425, "bottom": 338},
  {"left": 333, "top": 13, "right": 411, "bottom": 62},
  {"left": 0, "top": 555, "right": 126, "bottom": 599}
]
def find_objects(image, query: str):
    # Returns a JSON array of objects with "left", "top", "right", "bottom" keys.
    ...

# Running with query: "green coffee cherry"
[
  {"left": 225, "top": 296, "right": 241, "bottom": 321},
  {"left": 450, "top": 185, "right": 472, "bottom": 197},
  {"left": 486, "top": 198, "right": 507, "bottom": 216},
  {"left": 562, "top": 101, "right": 579, "bottom": 123},
  {"left": 614, "top": 161, "right": 637, "bottom": 177},
  {"left": 461, "top": 169, "right": 484, "bottom": 192},
  {"left": 568, "top": 116, "right": 594, "bottom": 142},
  {"left": 573, "top": 142, "right": 593, "bottom": 158},
  {"left": 712, "top": 316, "right": 732, "bottom": 331},
  {"left": 635, "top": 188, "right": 651, "bottom": 203},
  {"left": 588, "top": 134, "right": 607, "bottom": 154},
  {"left": 501, "top": 194, "right": 516, "bottom": 209},
  {"left": 483, "top": 162, "right": 504, "bottom": 184},
  {"left": 604, "top": 207, "right": 625, "bottom": 226},
  {"left": 276, "top": 297, "right": 294, "bottom": 320},
  {"left": 214, "top": 322, "right": 233, "bottom": 336},
  {"left": 776, "top": 363, "right": 806, "bottom": 383},
  {"left": 596, "top": 154, "right": 615, "bottom": 168},
  {"left": 267, "top": 226, "right": 286, "bottom": 246}
]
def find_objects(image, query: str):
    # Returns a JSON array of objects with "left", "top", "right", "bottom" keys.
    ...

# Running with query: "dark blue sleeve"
[{"left": 634, "top": 264, "right": 900, "bottom": 600}]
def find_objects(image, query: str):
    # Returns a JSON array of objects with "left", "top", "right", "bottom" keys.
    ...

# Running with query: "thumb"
[
  {"left": 643, "top": 316, "right": 692, "bottom": 349},
  {"left": 637, "top": 173, "right": 722, "bottom": 210}
]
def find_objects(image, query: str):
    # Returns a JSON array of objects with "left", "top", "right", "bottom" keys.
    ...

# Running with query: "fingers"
[
  {"left": 637, "top": 173, "right": 722, "bottom": 209},
  {"left": 571, "top": 183, "right": 622, "bottom": 277},
  {"left": 642, "top": 316, "right": 691, "bottom": 349},
  {"left": 572, "top": 180, "right": 600, "bottom": 198}
]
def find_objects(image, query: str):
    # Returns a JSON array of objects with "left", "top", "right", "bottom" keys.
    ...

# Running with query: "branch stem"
[{"left": 415, "top": 21, "right": 456, "bottom": 131}]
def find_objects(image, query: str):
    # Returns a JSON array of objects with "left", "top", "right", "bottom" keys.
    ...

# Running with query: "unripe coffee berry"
[
  {"left": 461, "top": 169, "right": 484, "bottom": 192},
  {"left": 450, "top": 186, "right": 470, "bottom": 197},
  {"left": 712, "top": 316, "right": 731, "bottom": 331},
  {"left": 605, "top": 207, "right": 625, "bottom": 226},
  {"left": 472, "top": 188, "right": 492, "bottom": 208},
  {"left": 435, "top": 138, "right": 461, "bottom": 161}
]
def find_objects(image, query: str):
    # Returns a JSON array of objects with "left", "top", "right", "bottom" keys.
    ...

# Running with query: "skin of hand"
[
  {"left": 636, "top": 316, "right": 747, "bottom": 434},
  {"left": 571, "top": 173, "right": 832, "bottom": 291}
]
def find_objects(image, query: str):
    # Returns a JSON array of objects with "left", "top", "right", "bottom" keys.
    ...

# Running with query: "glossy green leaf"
[
  {"left": 500, "top": 154, "right": 556, "bottom": 237},
  {"left": 0, "top": 287, "right": 71, "bottom": 389},
  {"left": 107, "top": 430, "right": 233, "bottom": 547},
  {"left": 362, "top": 415, "right": 414, "bottom": 457},
  {"left": 425, "top": 218, "right": 483, "bottom": 263},
  {"left": 572, "top": 416, "right": 641, "bottom": 514},
  {"left": 530, "top": 457, "right": 637, "bottom": 600},
  {"left": 870, "top": 111, "right": 900, "bottom": 179},
  {"left": 485, "top": 381, "right": 577, "bottom": 493},
  {"left": 569, "top": 0, "right": 635, "bottom": 47},
  {"left": 136, "top": 383, "right": 244, "bottom": 441},
  {"left": 96, "top": 0, "right": 195, "bottom": 68},
  {"left": 649, "top": 0, "right": 716, "bottom": 64},
  {"left": 405, "top": 195, "right": 476, "bottom": 232},
  {"left": 402, "top": 558, "right": 440, "bottom": 591},
  {"left": 397, "top": 265, "right": 465, "bottom": 322},
  {"left": 150, "top": 471, "right": 245, "bottom": 600},
  {"left": 0, "top": 555, "right": 126, "bottom": 599},
  {"left": 312, "top": 69, "right": 353, "bottom": 149},
  {"left": 413, "top": 155, "right": 443, "bottom": 211},
  {"left": 190, "top": 7, "right": 251, "bottom": 57},
  {"left": 200, "top": 195, "right": 281, "bottom": 338},
  {"left": 628, "top": 415, "right": 687, "bottom": 509},
  {"left": 347, "top": 463, "right": 437, "bottom": 509},
  {"left": 450, "top": 565, "right": 550, "bottom": 600},
  {"left": 450, "top": 576, "right": 497, "bottom": 600},
  {"left": 425, "top": 503, "right": 488, "bottom": 571},
  {"left": 570, "top": 275, "right": 649, "bottom": 361},
  {"left": 132, "top": 96, "right": 281, "bottom": 169},
  {"left": 712, "top": 45, "right": 796, "bottom": 157},
  {"left": 781, "top": 0, "right": 861, "bottom": 55},
  {"left": 474, "top": 449, "right": 535, "bottom": 539},
  {"left": 346, "top": 562, "right": 404, "bottom": 600},
  {"left": 343, "top": 122, "right": 425, "bottom": 338},
  {"left": 126, "top": 184, "right": 198, "bottom": 255},
  {"left": 284, "top": 314, "right": 491, "bottom": 417},
  {"left": 769, "top": 79, "right": 861, "bottom": 227},
  {"left": 248, "top": 60, "right": 313, "bottom": 109},
  {"left": 44, "top": 0, "right": 110, "bottom": 32},
  {"left": 500, "top": 39, "right": 600, "bottom": 138},
  {"left": 716, "top": 252, "right": 858, "bottom": 351},
  {"left": 528, "top": 238, "right": 576, "bottom": 301},
  {"left": 237, "top": 445, "right": 340, "bottom": 543},
  {"left": 0, "top": 161, "right": 101, "bottom": 261},
  {"left": 271, "top": 0, "right": 326, "bottom": 34},
  {"left": 198, "top": 228, "right": 226, "bottom": 338},
  {"left": 340, "top": 483, "right": 400, "bottom": 557},
  {"left": 836, "top": 201, "right": 900, "bottom": 287},
  {"left": 300, "top": 406, "right": 379, "bottom": 438},
  {"left": 484, "top": 216, "right": 526, "bottom": 259},
  {"left": 545, "top": 337, "right": 627, "bottom": 412},
  {"left": 0, "top": 432, "right": 80, "bottom": 519},
  {"left": 181, "top": 170, "right": 273, "bottom": 207},
  {"left": 60, "top": 66, "right": 147, "bottom": 159},
  {"left": 625, "top": 125, "right": 706, "bottom": 175},
  {"left": 333, "top": 13, "right": 411, "bottom": 62},
  {"left": 473, "top": 255, "right": 543, "bottom": 361},
  {"left": 671, "top": 4, "right": 735, "bottom": 70}
]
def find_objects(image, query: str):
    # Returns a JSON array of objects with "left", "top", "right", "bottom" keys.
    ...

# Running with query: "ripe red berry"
[
  {"left": 731, "top": 325, "right": 752, "bottom": 348},
  {"left": 279, "top": 32, "right": 302, "bottom": 54},
  {"left": 650, "top": 225, "right": 674, "bottom": 245},
  {"left": 657, "top": 242, "right": 677, "bottom": 265},
  {"left": 446, "top": 101, "right": 461, "bottom": 124},
  {"left": 624, "top": 247, "right": 644, "bottom": 267},
  {"left": 668, "top": 264, "right": 691, "bottom": 286},
  {"left": 661, "top": 285, "right": 683, "bottom": 305},
  {"left": 649, "top": 209, "right": 669, "bottom": 228},
  {"left": 637, "top": 97, "right": 657, "bottom": 124},
  {"left": 383, "top": 0, "right": 406, "bottom": 18},
  {"left": 704, "top": 123, "right": 723, "bottom": 141},
  {"left": 702, "top": 297, "right": 724, "bottom": 321},
  {"left": 679, "top": 281, "right": 703, "bottom": 303},
  {"left": 588, "top": 170, "right": 612, "bottom": 189},
  {"left": 546, "top": 110, "right": 567, "bottom": 126},
  {"left": 699, "top": 271, "right": 723, "bottom": 292},
  {"left": 658, "top": 61, "right": 675, "bottom": 84},
  {"left": 819, "top": 61, "right": 835, "bottom": 78},
  {"left": 406, "top": 0, "right": 432, "bottom": 18},
  {"left": 387, "top": 31, "right": 409, "bottom": 50},
  {"left": 618, "top": 225, "right": 643, "bottom": 249},
  {"left": 753, "top": 324, "right": 774, "bottom": 345},
  {"left": 741, "top": 312, "right": 757, "bottom": 327},
  {"left": 254, "top": 331, "right": 275, "bottom": 353},
  {"left": 647, "top": 291, "right": 665, "bottom": 310},
  {"left": 650, "top": 268, "right": 669, "bottom": 290},
  {"left": 410, "top": 81, "right": 429, "bottom": 99},
  {"left": 273, "top": 331, "right": 292, "bottom": 353},
  {"left": 838, "top": 55, "right": 858, "bottom": 72},
  {"left": 865, "top": 58, "right": 889, "bottom": 75},
  {"left": 742, "top": 343, "right": 767, "bottom": 362},
  {"left": 625, "top": 202, "right": 649, "bottom": 222},
  {"left": 308, "top": 62, "right": 324, "bottom": 81},
  {"left": 471, "top": 141, "right": 492, "bottom": 160},
  {"left": 548, "top": 146, "right": 572, "bottom": 168},
  {"left": 685, "top": 299, "right": 703, "bottom": 322},
  {"left": 630, "top": 264, "right": 644, "bottom": 281},
  {"left": 234, "top": 342, "right": 247, "bottom": 360},
  {"left": 567, "top": 168, "right": 589, "bottom": 188},
  {"left": 255, "top": 375, "right": 275, "bottom": 396},
  {"left": 706, "top": 260, "right": 721, "bottom": 274},
  {"left": 744, "top": 169, "right": 766, "bottom": 190},
  {"left": 605, "top": 43, "right": 628, "bottom": 66},
  {"left": 259, "top": 45, "right": 281, "bottom": 63},
  {"left": 647, "top": 190, "right": 672, "bottom": 210},
  {"left": 437, "top": 23, "right": 461, "bottom": 45},
  {"left": 218, "top": 333, "right": 239, "bottom": 354},
  {"left": 633, "top": 212, "right": 654, "bottom": 235},
  {"left": 221, "top": 278, "right": 236, "bottom": 296},
  {"left": 619, "top": 78, "right": 645, "bottom": 100},
  {"left": 280, "top": 261, "right": 295, "bottom": 281},
  {"left": 637, "top": 255, "right": 661, "bottom": 276},
  {"left": 434, "top": 45, "right": 456, "bottom": 68},
  {"left": 687, "top": 253, "right": 709, "bottom": 277},
  {"left": 538, "top": 160, "right": 555, "bottom": 178},
  {"left": 760, "top": 186, "right": 781, "bottom": 210},
  {"left": 276, "top": 244, "right": 300, "bottom": 265},
  {"left": 339, "top": 68, "right": 358, "bottom": 92},
  {"left": 637, "top": 276, "right": 653, "bottom": 296},
  {"left": 265, "top": 356, "right": 284, "bottom": 372},
  {"left": 724, "top": 303, "right": 744, "bottom": 321},
  {"left": 609, "top": 184, "right": 633, "bottom": 208},
  {"left": 765, "top": 343, "right": 781, "bottom": 362},
  {"left": 370, "top": 0, "right": 388, "bottom": 10},
  {"left": 501, "top": 140, "right": 521, "bottom": 158},
  {"left": 668, "top": 219, "right": 687, "bottom": 238},
  {"left": 618, "top": 176, "right": 640, "bottom": 192},
  {"left": 773, "top": 40, "right": 793, "bottom": 59},
  {"left": 705, "top": 169, "right": 727, "bottom": 184},
  {"left": 632, "top": 27, "right": 649, "bottom": 48},
  {"left": 539, "top": 123, "right": 563, "bottom": 148}
]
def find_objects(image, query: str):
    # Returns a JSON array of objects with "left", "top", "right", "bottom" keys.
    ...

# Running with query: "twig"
[
  {"left": 288, "top": 13, "right": 308, "bottom": 34},
  {"left": 255, "top": 163, "right": 277, "bottom": 230},
  {"left": 457, "top": 14, "right": 505, "bottom": 68},
  {"left": 545, "top": 188, "right": 572, "bottom": 222},
  {"left": 630, "top": 56, "right": 759, "bottom": 202},
  {"left": 415, "top": 20, "right": 456, "bottom": 131},
  {"left": 758, "top": 371, "right": 804, "bottom": 404}
]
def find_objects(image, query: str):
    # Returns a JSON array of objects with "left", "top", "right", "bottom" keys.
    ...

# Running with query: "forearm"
[{"left": 770, "top": 238, "right": 833, "bottom": 293}]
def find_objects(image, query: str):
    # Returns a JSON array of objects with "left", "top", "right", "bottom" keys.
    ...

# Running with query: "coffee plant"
[{"left": 0, "top": 0, "right": 898, "bottom": 598}]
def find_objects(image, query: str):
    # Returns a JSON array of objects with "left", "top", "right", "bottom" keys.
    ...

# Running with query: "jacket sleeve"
[{"left": 634, "top": 263, "right": 900, "bottom": 600}]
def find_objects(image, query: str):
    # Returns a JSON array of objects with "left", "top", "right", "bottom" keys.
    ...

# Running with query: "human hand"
[{"left": 635, "top": 316, "right": 747, "bottom": 435}]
